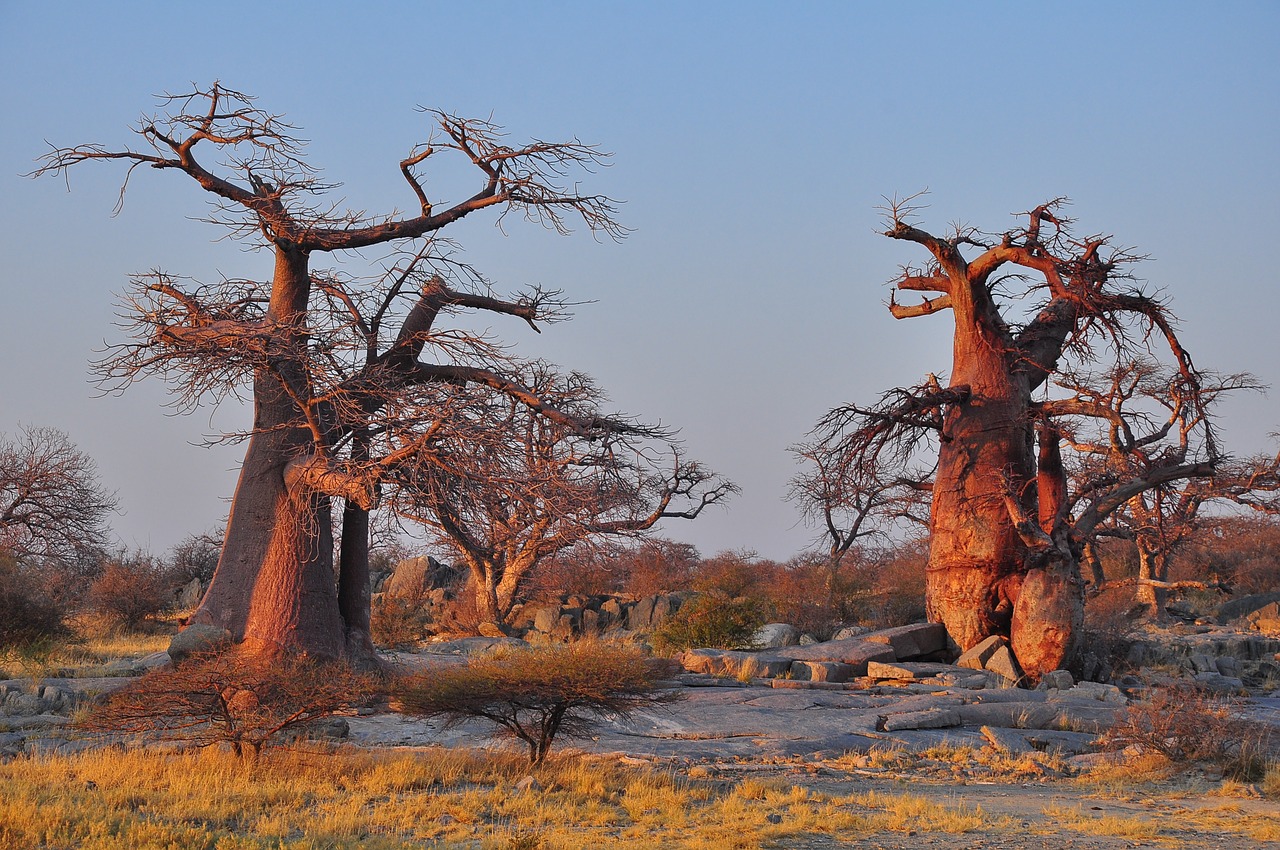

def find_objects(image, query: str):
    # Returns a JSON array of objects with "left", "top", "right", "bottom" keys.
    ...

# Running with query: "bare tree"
[
  {"left": 35, "top": 84, "right": 623, "bottom": 664},
  {"left": 805, "top": 198, "right": 1223, "bottom": 678},
  {"left": 390, "top": 365, "right": 735, "bottom": 629},
  {"left": 0, "top": 426, "right": 118, "bottom": 562}
]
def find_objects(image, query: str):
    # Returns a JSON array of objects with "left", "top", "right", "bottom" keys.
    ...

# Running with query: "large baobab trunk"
[{"left": 189, "top": 246, "right": 349, "bottom": 660}]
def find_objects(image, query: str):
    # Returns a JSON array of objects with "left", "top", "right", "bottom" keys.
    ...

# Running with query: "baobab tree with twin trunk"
[
  {"left": 35, "top": 84, "right": 628, "bottom": 665},
  {"left": 802, "top": 197, "right": 1226, "bottom": 679}
]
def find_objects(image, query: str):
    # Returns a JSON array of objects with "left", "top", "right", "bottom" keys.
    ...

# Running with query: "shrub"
[
  {"left": 0, "top": 552, "right": 66, "bottom": 647},
  {"left": 1100, "top": 686, "right": 1277, "bottom": 781},
  {"left": 371, "top": 594, "right": 435, "bottom": 649},
  {"left": 81, "top": 652, "right": 377, "bottom": 758},
  {"left": 650, "top": 591, "right": 766, "bottom": 653},
  {"left": 86, "top": 556, "right": 169, "bottom": 630},
  {"left": 394, "top": 641, "right": 681, "bottom": 764}
]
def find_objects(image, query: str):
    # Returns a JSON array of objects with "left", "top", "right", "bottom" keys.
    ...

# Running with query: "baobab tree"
[
  {"left": 390, "top": 365, "right": 735, "bottom": 629},
  {"left": 805, "top": 198, "right": 1223, "bottom": 678},
  {"left": 35, "top": 84, "right": 624, "bottom": 664}
]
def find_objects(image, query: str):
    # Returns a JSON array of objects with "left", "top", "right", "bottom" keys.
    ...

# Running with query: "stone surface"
[
  {"left": 774, "top": 639, "right": 897, "bottom": 674},
  {"left": 167, "top": 623, "right": 232, "bottom": 661},
  {"left": 753, "top": 623, "right": 801, "bottom": 648},
  {"left": 955, "top": 702, "right": 1058, "bottom": 730},
  {"left": 383, "top": 556, "right": 462, "bottom": 599},
  {"left": 881, "top": 708, "right": 961, "bottom": 731},
  {"left": 865, "top": 661, "right": 973, "bottom": 681},
  {"left": 956, "top": 635, "right": 1008, "bottom": 670},
  {"left": 862, "top": 623, "right": 948, "bottom": 659},
  {"left": 1213, "top": 592, "right": 1280, "bottom": 624},
  {"left": 980, "top": 725, "right": 1034, "bottom": 754},
  {"left": 831, "top": 626, "right": 870, "bottom": 641},
  {"left": 788, "top": 661, "right": 855, "bottom": 683},
  {"left": 985, "top": 646, "right": 1024, "bottom": 683},
  {"left": 1037, "top": 669, "right": 1074, "bottom": 691}
]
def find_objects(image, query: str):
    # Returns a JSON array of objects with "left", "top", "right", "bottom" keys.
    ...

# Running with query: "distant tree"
[
  {"left": 35, "top": 84, "right": 625, "bottom": 664},
  {"left": 0, "top": 426, "right": 117, "bottom": 563},
  {"left": 391, "top": 365, "right": 734, "bottom": 629}
]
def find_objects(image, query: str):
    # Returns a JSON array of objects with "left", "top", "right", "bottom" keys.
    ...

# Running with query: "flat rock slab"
[
  {"left": 774, "top": 639, "right": 896, "bottom": 674},
  {"left": 866, "top": 661, "right": 974, "bottom": 681},
  {"left": 862, "top": 623, "right": 948, "bottom": 659}
]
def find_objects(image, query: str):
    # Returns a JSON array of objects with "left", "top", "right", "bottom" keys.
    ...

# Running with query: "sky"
[{"left": 1, "top": 2, "right": 1278, "bottom": 562}]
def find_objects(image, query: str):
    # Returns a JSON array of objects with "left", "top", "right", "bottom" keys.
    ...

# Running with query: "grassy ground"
[{"left": 2, "top": 744, "right": 1278, "bottom": 850}]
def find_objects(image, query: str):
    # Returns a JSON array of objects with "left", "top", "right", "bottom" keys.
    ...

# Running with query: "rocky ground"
[{"left": 4, "top": 613, "right": 1280, "bottom": 848}]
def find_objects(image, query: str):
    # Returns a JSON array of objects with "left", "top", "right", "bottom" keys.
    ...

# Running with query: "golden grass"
[
  {"left": 1041, "top": 803, "right": 1161, "bottom": 839},
  {"left": 0, "top": 745, "right": 1007, "bottom": 850}
]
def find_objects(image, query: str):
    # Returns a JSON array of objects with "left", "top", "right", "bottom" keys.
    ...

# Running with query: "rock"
[
  {"left": 956, "top": 635, "right": 1008, "bottom": 671},
  {"left": 981, "top": 725, "right": 1034, "bottom": 754},
  {"left": 424, "top": 637, "right": 528, "bottom": 656},
  {"left": 167, "top": 624, "right": 232, "bottom": 661},
  {"left": 863, "top": 623, "right": 948, "bottom": 659},
  {"left": 627, "top": 596, "right": 657, "bottom": 631},
  {"left": 1189, "top": 653, "right": 1217, "bottom": 673},
  {"left": 382, "top": 556, "right": 462, "bottom": 599},
  {"left": 679, "top": 649, "right": 791, "bottom": 678},
  {"left": 985, "top": 646, "right": 1024, "bottom": 683},
  {"left": 1215, "top": 656, "right": 1241, "bottom": 677},
  {"left": 1, "top": 714, "right": 70, "bottom": 730},
  {"left": 599, "top": 598, "right": 624, "bottom": 629},
  {"left": 476, "top": 621, "right": 508, "bottom": 639},
  {"left": 532, "top": 606, "right": 561, "bottom": 634},
  {"left": 798, "top": 633, "right": 818, "bottom": 646},
  {"left": 1037, "top": 669, "right": 1074, "bottom": 691},
  {"left": 1245, "top": 602, "right": 1280, "bottom": 632},
  {"left": 753, "top": 623, "right": 801, "bottom": 648},
  {"left": 789, "top": 661, "right": 855, "bottom": 683},
  {"left": 1055, "top": 681, "right": 1126, "bottom": 704},
  {"left": 865, "top": 661, "right": 972, "bottom": 681},
  {"left": 175, "top": 577, "right": 203, "bottom": 609},
  {"left": 308, "top": 717, "right": 350, "bottom": 741},
  {"left": 1193, "top": 671, "right": 1245, "bottom": 694},
  {"left": 774, "top": 638, "right": 897, "bottom": 675},
  {"left": 881, "top": 708, "right": 960, "bottom": 731},
  {"left": 1213, "top": 592, "right": 1280, "bottom": 624},
  {"left": 1051, "top": 704, "right": 1123, "bottom": 734},
  {"left": 831, "top": 625, "right": 870, "bottom": 641},
  {"left": 955, "top": 702, "right": 1058, "bottom": 730}
]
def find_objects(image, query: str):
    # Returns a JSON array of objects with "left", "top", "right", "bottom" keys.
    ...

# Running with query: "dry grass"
[
  {"left": 1041, "top": 803, "right": 1161, "bottom": 839},
  {"left": 0, "top": 745, "right": 1011, "bottom": 849}
]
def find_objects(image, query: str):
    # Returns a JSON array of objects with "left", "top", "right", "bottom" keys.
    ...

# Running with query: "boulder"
[
  {"left": 955, "top": 701, "right": 1058, "bottom": 730},
  {"left": 1036, "top": 669, "right": 1074, "bottom": 691},
  {"left": 881, "top": 708, "right": 961, "bottom": 731},
  {"left": 175, "top": 577, "right": 203, "bottom": 610},
  {"left": 865, "top": 661, "right": 972, "bottom": 681},
  {"left": 383, "top": 556, "right": 462, "bottom": 599},
  {"left": 956, "top": 635, "right": 1008, "bottom": 671},
  {"left": 774, "top": 638, "right": 897, "bottom": 675},
  {"left": 1213, "top": 592, "right": 1280, "bottom": 624},
  {"left": 167, "top": 623, "right": 232, "bottom": 661},
  {"left": 679, "top": 649, "right": 791, "bottom": 678},
  {"left": 788, "top": 661, "right": 855, "bottom": 683},
  {"left": 981, "top": 725, "right": 1035, "bottom": 755},
  {"left": 831, "top": 625, "right": 870, "bottom": 641},
  {"left": 985, "top": 645, "right": 1024, "bottom": 683},
  {"left": 753, "top": 623, "right": 801, "bottom": 648},
  {"left": 862, "top": 623, "right": 948, "bottom": 659}
]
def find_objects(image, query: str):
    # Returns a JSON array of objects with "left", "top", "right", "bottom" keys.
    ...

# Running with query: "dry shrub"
[
  {"left": 1081, "top": 586, "right": 1140, "bottom": 680},
  {"left": 394, "top": 641, "right": 681, "bottom": 764},
  {"left": 650, "top": 591, "right": 766, "bottom": 653},
  {"left": 85, "top": 557, "right": 168, "bottom": 630},
  {"left": 0, "top": 552, "right": 66, "bottom": 647},
  {"left": 370, "top": 593, "right": 434, "bottom": 648},
  {"left": 82, "top": 652, "right": 377, "bottom": 757},
  {"left": 1100, "top": 685, "right": 1277, "bottom": 781}
]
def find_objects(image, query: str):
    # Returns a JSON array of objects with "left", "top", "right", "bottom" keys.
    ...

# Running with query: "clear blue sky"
[{"left": 2, "top": 2, "right": 1277, "bottom": 560}]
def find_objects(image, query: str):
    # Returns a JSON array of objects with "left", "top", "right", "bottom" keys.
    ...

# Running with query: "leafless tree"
[
  {"left": 0, "top": 426, "right": 118, "bottom": 562},
  {"left": 805, "top": 197, "right": 1225, "bottom": 678},
  {"left": 34, "top": 84, "right": 624, "bottom": 664},
  {"left": 390, "top": 365, "right": 735, "bottom": 628}
]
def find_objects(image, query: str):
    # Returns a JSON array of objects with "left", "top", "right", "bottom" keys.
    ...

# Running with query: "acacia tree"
[
  {"left": 1051, "top": 362, "right": 1266, "bottom": 617},
  {"left": 0, "top": 426, "right": 118, "bottom": 562},
  {"left": 391, "top": 365, "right": 735, "bottom": 628},
  {"left": 36, "top": 84, "right": 623, "bottom": 664},
  {"left": 805, "top": 199, "right": 1221, "bottom": 678}
]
